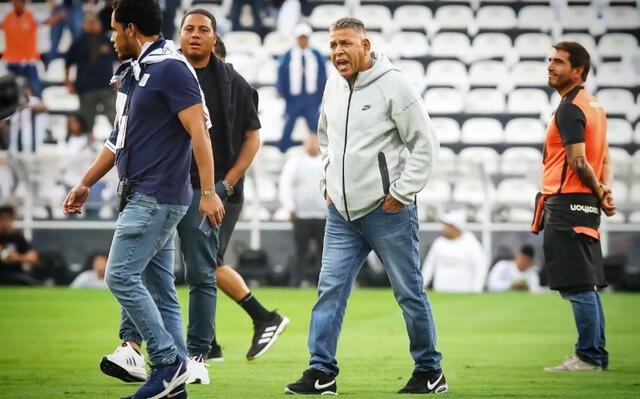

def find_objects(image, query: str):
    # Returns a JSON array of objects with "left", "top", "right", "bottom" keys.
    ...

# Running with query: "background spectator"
[
  {"left": 230, "top": 0, "right": 265, "bottom": 36},
  {"left": 45, "top": 0, "right": 85, "bottom": 64},
  {"left": 275, "top": 23, "right": 326, "bottom": 152},
  {"left": 70, "top": 251, "right": 108, "bottom": 288},
  {"left": 0, "top": 205, "right": 40, "bottom": 285},
  {"left": 278, "top": 134, "right": 325, "bottom": 286},
  {"left": 487, "top": 245, "right": 541, "bottom": 293},
  {"left": 64, "top": 10, "right": 117, "bottom": 131},
  {"left": 1, "top": 0, "right": 43, "bottom": 98},
  {"left": 7, "top": 85, "right": 48, "bottom": 154},
  {"left": 422, "top": 210, "right": 488, "bottom": 293}
]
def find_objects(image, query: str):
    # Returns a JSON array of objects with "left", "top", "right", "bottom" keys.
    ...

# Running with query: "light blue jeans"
[
  {"left": 176, "top": 189, "right": 221, "bottom": 357},
  {"left": 106, "top": 192, "right": 188, "bottom": 366},
  {"left": 560, "top": 290, "right": 608, "bottom": 367},
  {"left": 308, "top": 203, "right": 443, "bottom": 376}
]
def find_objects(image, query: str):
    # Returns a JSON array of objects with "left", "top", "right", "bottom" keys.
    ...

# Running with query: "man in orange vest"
[
  {"left": 1, "top": 0, "right": 42, "bottom": 97},
  {"left": 532, "top": 42, "right": 616, "bottom": 372}
]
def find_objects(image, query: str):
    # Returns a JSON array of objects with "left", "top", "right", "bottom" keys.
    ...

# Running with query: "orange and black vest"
[{"left": 542, "top": 86, "right": 607, "bottom": 195}]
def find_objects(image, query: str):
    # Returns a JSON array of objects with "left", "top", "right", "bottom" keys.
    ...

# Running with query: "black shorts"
[
  {"left": 217, "top": 197, "right": 243, "bottom": 266},
  {"left": 543, "top": 226, "right": 605, "bottom": 291}
]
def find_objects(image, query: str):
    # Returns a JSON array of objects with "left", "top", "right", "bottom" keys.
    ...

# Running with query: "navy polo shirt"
[{"left": 106, "top": 42, "right": 202, "bottom": 205}]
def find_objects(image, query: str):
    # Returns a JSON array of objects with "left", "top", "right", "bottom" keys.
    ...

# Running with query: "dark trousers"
[
  {"left": 560, "top": 289, "right": 609, "bottom": 367},
  {"left": 78, "top": 89, "right": 116, "bottom": 130},
  {"left": 279, "top": 96, "right": 320, "bottom": 152},
  {"left": 292, "top": 218, "right": 325, "bottom": 286},
  {"left": 7, "top": 63, "right": 42, "bottom": 98}
]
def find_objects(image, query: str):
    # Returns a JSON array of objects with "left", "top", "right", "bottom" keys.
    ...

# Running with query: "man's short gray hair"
[{"left": 330, "top": 17, "right": 367, "bottom": 36}]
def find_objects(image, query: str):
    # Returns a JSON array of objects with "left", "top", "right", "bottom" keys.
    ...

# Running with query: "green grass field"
[{"left": 0, "top": 288, "right": 639, "bottom": 398}]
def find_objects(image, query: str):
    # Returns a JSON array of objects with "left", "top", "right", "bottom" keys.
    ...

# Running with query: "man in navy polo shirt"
[{"left": 62, "top": 1, "right": 224, "bottom": 398}]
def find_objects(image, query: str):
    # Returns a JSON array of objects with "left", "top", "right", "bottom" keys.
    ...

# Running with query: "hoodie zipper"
[{"left": 342, "top": 87, "right": 354, "bottom": 221}]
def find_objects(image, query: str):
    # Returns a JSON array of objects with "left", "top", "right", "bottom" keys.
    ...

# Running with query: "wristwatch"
[
  {"left": 222, "top": 179, "right": 235, "bottom": 197},
  {"left": 201, "top": 189, "right": 216, "bottom": 196}
]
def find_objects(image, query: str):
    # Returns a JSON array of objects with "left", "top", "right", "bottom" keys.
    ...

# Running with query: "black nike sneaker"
[
  {"left": 285, "top": 368, "right": 337, "bottom": 395},
  {"left": 207, "top": 341, "right": 223, "bottom": 362},
  {"left": 246, "top": 311, "right": 290, "bottom": 360},
  {"left": 399, "top": 369, "right": 448, "bottom": 394}
]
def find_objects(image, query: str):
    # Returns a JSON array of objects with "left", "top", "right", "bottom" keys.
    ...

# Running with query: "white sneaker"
[
  {"left": 544, "top": 354, "right": 602, "bottom": 372},
  {"left": 186, "top": 355, "right": 210, "bottom": 385},
  {"left": 99, "top": 343, "right": 148, "bottom": 382}
]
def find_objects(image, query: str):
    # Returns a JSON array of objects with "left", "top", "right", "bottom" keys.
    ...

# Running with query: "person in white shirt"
[
  {"left": 487, "top": 245, "right": 540, "bottom": 293},
  {"left": 421, "top": 210, "right": 488, "bottom": 293},
  {"left": 70, "top": 252, "right": 108, "bottom": 289},
  {"left": 279, "top": 134, "right": 326, "bottom": 286}
]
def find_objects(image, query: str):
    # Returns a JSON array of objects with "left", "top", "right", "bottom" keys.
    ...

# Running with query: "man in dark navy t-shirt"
[{"left": 62, "top": 1, "right": 224, "bottom": 398}]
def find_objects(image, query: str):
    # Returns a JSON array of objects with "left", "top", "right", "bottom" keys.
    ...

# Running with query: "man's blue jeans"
[
  {"left": 308, "top": 203, "right": 443, "bottom": 376},
  {"left": 560, "top": 289, "right": 608, "bottom": 367},
  {"left": 176, "top": 189, "right": 221, "bottom": 357},
  {"left": 106, "top": 192, "right": 188, "bottom": 366},
  {"left": 7, "top": 63, "right": 42, "bottom": 98},
  {"left": 48, "top": 5, "right": 83, "bottom": 61}
]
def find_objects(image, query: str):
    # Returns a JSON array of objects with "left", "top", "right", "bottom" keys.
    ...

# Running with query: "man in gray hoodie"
[{"left": 285, "top": 17, "right": 446, "bottom": 395}]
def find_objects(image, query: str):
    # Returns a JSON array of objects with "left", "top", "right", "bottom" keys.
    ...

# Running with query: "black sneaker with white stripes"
[
  {"left": 246, "top": 311, "right": 289, "bottom": 360},
  {"left": 398, "top": 369, "right": 448, "bottom": 394},
  {"left": 285, "top": 368, "right": 337, "bottom": 395}
]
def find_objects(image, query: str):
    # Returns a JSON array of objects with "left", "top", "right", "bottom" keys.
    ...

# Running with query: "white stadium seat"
[
  {"left": 603, "top": 6, "right": 640, "bottom": 30},
  {"left": 636, "top": 124, "right": 640, "bottom": 144},
  {"left": 607, "top": 119, "right": 633, "bottom": 145},
  {"left": 514, "top": 33, "right": 552, "bottom": 59},
  {"left": 309, "top": 5, "right": 348, "bottom": 30},
  {"left": 393, "top": 59, "right": 425, "bottom": 87},
  {"left": 431, "top": 118, "right": 460, "bottom": 144},
  {"left": 629, "top": 150, "right": 640, "bottom": 176},
  {"left": 501, "top": 147, "right": 542, "bottom": 175},
  {"left": 496, "top": 178, "right": 539, "bottom": 206},
  {"left": 423, "top": 88, "right": 465, "bottom": 114},
  {"left": 353, "top": 5, "right": 392, "bottom": 30},
  {"left": 507, "top": 88, "right": 549, "bottom": 115},
  {"left": 612, "top": 181, "right": 629, "bottom": 204},
  {"left": 461, "top": 118, "right": 504, "bottom": 144},
  {"left": 434, "top": 5, "right": 475, "bottom": 31},
  {"left": 466, "top": 89, "right": 506, "bottom": 114},
  {"left": 598, "top": 33, "right": 639, "bottom": 58},
  {"left": 504, "top": 118, "right": 546, "bottom": 144},
  {"left": 518, "top": 6, "right": 554, "bottom": 31},
  {"left": 469, "top": 60, "right": 508, "bottom": 87},
  {"left": 437, "top": 147, "right": 458, "bottom": 174},
  {"left": 596, "top": 63, "right": 638, "bottom": 88},
  {"left": 390, "top": 32, "right": 429, "bottom": 58},
  {"left": 426, "top": 60, "right": 468, "bottom": 88},
  {"left": 477, "top": 6, "right": 517, "bottom": 30},
  {"left": 596, "top": 89, "right": 637, "bottom": 119},
  {"left": 263, "top": 31, "right": 293, "bottom": 56},
  {"left": 430, "top": 33, "right": 471, "bottom": 60},
  {"left": 459, "top": 147, "right": 501, "bottom": 176},
  {"left": 418, "top": 179, "right": 451, "bottom": 204},
  {"left": 608, "top": 147, "right": 631, "bottom": 176},
  {"left": 453, "top": 178, "right": 488, "bottom": 205},
  {"left": 222, "top": 31, "right": 262, "bottom": 54},
  {"left": 42, "top": 86, "right": 79, "bottom": 112},
  {"left": 472, "top": 33, "right": 513, "bottom": 60},
  {"left": 225, "top": 53, "right": 257, "bottom": 83},
  {"left": 255, "top": 57, "right": 278, "bottom": 86},
  {"left": 561, "top": 6, "right": 597, "bottom": 31},
  {"left": 309, "top": 31, "right": 330, "bottom": 56},
  {"left": 511, "top": 61, "right": 548, "bottom": 87},
  {"left": 394, "top": 5, "right": 432, "bottom": 31},
  {"left": 560, "top": 34, "right": 598, "bottom": 59}
]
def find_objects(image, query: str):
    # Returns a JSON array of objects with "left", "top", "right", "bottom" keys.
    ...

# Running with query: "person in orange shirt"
[
  {"left": 534, "top": 42, "right": 617, "bottom": 373},
  {"left": 1, "top": 0, "right": 43, "bottom": 97}
]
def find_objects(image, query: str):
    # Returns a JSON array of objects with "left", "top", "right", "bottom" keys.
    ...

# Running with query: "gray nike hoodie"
[{"left": 319, "top": 51, "right": 439, "bottom": 221}]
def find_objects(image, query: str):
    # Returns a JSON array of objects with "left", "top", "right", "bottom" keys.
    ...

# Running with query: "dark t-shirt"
[
  {"left": 65, "top": 33, "right": 116, "bottom": 94},
  {"left": 189, "top": 57, "right": 261, "bottom": 203},
  {"left": 0, "top": 232, "right": 31, "bottom": 274},
  {"left": 107, "top": 45, "right": 202, "bottom": 205},
  {"left": 192, "top": 66, "right": 226, "bottom": 186},
  {"left": 555, "top": 86, "right": 586, "bottom": 147}
]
